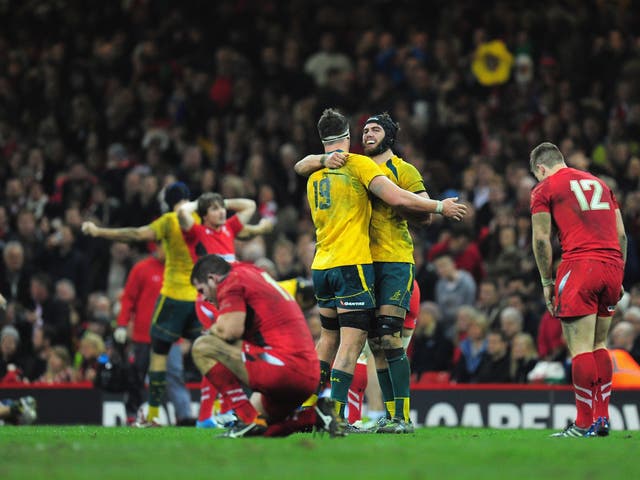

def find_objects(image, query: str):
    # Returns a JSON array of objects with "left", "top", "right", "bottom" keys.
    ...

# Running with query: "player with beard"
[{"left": 294, "top": 108, "right": 465, "bottom": 428}]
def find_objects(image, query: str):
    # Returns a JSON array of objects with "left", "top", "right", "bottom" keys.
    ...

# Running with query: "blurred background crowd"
[{"left": 1, "top": 0, "right": 640, "bottom": 388}]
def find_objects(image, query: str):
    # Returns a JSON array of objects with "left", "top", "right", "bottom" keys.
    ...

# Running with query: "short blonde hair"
[{"left": 81, "top": 331, "right": 106, "bottom": 355}]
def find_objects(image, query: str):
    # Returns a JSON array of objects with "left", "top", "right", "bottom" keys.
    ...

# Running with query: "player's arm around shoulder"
[
  {"left": 215, "top": 311, "right": 246, "bottom": 341},
  {"left": 368, "top": 174, "right": 466, "bottom": 220},
  {"left": 294, "top": 152, "right": 347, "bottom": 177},
  {"left": 237, "top": 218, "right": 275, "bottom": 239}
]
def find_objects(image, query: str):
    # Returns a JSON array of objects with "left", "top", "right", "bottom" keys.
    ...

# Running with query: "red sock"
[
  {"left": 198, "top": 377, "right": 216, "bottom": 422},
  {"left": 264, "top": 408, "right": 316, "bottom": 437},
  {"left": 571, "top": 352, "right": 597, "bottom": 428},
  {"left": 347, "top": 362, "right": 368, "bottom": 424},
  {"left": 593, "top": 348, "right": 613, "bottom": 420},
  {"left": 205, "top": 363, "right": 257, "bottom": 424}
]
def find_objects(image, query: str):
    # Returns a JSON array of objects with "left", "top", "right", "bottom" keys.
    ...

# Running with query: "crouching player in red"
[{"left": 190, "top": 254, "right": 343, "bottom": 437}]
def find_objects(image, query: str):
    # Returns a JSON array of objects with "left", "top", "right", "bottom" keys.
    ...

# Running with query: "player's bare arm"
[
  {"left": 368, "top": 175, "right": 467, "bottom": 221},
  {"left": 236, "top": 218, "right": 275, "bottom": 240},
  {"left": 215, "top": 311, "right": 246, "bottom": 342},
  {"left": 81, "top": 222, "right": 157, "bottom": 242},
  {"left": 177, "top": 200, "right": 198, "bottom": 231},
  {"left": 531, "top": 211, "right": 555, "bottom": 312},
  {"left": 615, "top": 209, "right": 628, "bottom": 263},
  {"left": 531, "top": 212, "right": 553, "bottom": 280},
  {"left": 417, "top": 191, "right": 433, "bottom": 226},
  {"left": 225, "top": 198, "right": 256, "bottom": 225},
  {"left": 293, "top": 152, "right": 347, "bottom": 177}
]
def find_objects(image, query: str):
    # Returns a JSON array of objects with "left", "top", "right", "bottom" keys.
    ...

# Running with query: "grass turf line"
[{"left": 1, "top": 426, "right": 638, "bottom": 480}]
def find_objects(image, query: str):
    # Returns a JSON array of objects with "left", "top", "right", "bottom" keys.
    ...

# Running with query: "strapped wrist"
[
  {"left": 541, "top": 278, "right": 555, "bottom": 287},
  {"left": 320, "top": 154, "right": 327, "bottom": 167},
  {"left": 435, "top": 200, "right": 443, "bottom": 214}
]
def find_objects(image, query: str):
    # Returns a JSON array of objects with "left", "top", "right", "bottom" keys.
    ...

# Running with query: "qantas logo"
[{"left": 339, "top": 300, "right": 365, "bottom": 306}]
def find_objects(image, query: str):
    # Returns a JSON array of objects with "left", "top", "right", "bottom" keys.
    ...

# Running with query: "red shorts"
[
  {"left": 242, "top": 342, "right": 319, "bottom": 422},
  {"left": 554, "top": 259, "right": 623, "bottom": 318},
  {"left": 403, "top": 280, "right": 420, "bottom": 329}
]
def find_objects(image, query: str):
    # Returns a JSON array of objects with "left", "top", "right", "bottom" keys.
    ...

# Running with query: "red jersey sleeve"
[{"left": 530, "top": 181, "right": 550, "bottom": 215}]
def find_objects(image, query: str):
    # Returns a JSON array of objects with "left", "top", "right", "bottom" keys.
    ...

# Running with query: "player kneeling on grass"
[{"left": 190, "top": 254, "right": 344, "bottom": 438}]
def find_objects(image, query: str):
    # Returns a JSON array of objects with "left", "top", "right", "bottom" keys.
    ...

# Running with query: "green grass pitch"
[{"left": 1, "top": 426, "right": 639, "bottom": 480}]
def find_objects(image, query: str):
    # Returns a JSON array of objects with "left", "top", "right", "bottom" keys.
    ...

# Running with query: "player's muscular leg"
[
  {"left": 316, "top": 328, "right": 339, "bottom": 363},
  {"left": 192, "top": 334, "right": 248, "bottom": 384},
  {"left": 593, "top": 316, "right": 613, "bottom": 350},
  {"left": 561, "top": 314, "right": 597, "bottom": 357},
  {"left": 333, "top": 326, "right": 367, "bottom": 373}
]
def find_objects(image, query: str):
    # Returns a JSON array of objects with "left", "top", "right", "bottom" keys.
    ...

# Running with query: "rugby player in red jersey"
[
  {"left": 190, "top": 254, "right": 342, "bottom": 437},
  {"left": 530, "top": 142, "right": 627, "bottom": 437}
]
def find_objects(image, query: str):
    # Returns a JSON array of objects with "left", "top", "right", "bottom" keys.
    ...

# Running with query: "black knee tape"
[
  {"left": 151, "top": 337, "right": 172, "bottom": 355},
  {"left": 384, "top": 347, "right": 405, "bottom": 361},
  {"left": 320, "top": 314, "right": 339, "bottom": 331},
  {"left": 339, "top": 309, "right": 374, "bottom": 332},
  {"left": 377, "top": 315, "right": 404, "bottom": 337}
]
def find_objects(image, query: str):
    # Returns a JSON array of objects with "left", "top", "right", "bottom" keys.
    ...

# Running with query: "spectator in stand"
[
  {"left": 37, "top": 345, "right": 74, "bottom": 384},
  {"left": 475, "top": 278, "right": 502, "bottom": 329},
  {"left": 84, "top": 293, "right": 114, "bottom": 339},
  {"left": 73, "top": 331, "right": 105, "bottom": 383},
  {"left": 41, "top": 222, "right": 90, "bottom": 306},
  {"left": 510, "top": 332, "right": 538, "bottom": 383},
  {"left": 16, "top": 273, "right": 72, "bottom": 356},
  {"left": 0, "top": 241, "right": 33, "bottom": 310},
  {"left": 487, "top": 225, "right": 526, "bottom": 280},
  {"left": 432, "top": 252, "right": 477, "bottom": 338},
  {"left": 409, "top": 301, "right": 453, "bottom": 378},
  {"left": 503, "top": 290, "right": 539, "bottom": 339},
  {"left": 271, "top": 237, "right": 299, "bottom": 280},
  {"left": 472, "top": 330, "right": 511, "bottom": 384},
  {"left": 54, "top": 279, "right": 83, "bottom": 342},
  {"left": 609, "top": 321, "right": 639, "bottom": 364},
  {"left": 104, "top": 242, "right": 134, "bottom": 302},
  {"left": 8, "top": 209, "right": 45, "bottom": 266},
  {"left": 499, "top": 306, "right": 525, "bottom": 343},
  {"left": 451, "top": 312, "right": 489, "bottom": 383},
  {"left": 304, "top": 32, "right": 354, "bottom": 88},
  {"left": 428, "top": 223, "right": 485, "bottom": 284},
  {"left": 0, "top": 325, "right": 26, "bottom": 382}
]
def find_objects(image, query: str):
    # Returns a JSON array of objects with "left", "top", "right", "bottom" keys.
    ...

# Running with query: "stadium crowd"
[{"left": 2, "top": 0, "right": 640, "bottom": 395}]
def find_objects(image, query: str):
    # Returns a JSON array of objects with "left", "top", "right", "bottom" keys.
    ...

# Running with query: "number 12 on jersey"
[
  {"left": 569, "top": 179, "right": 610, "bottom": 211},
  {"left": 313, "top": 177, "right": 331, "bottom": 210}
]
